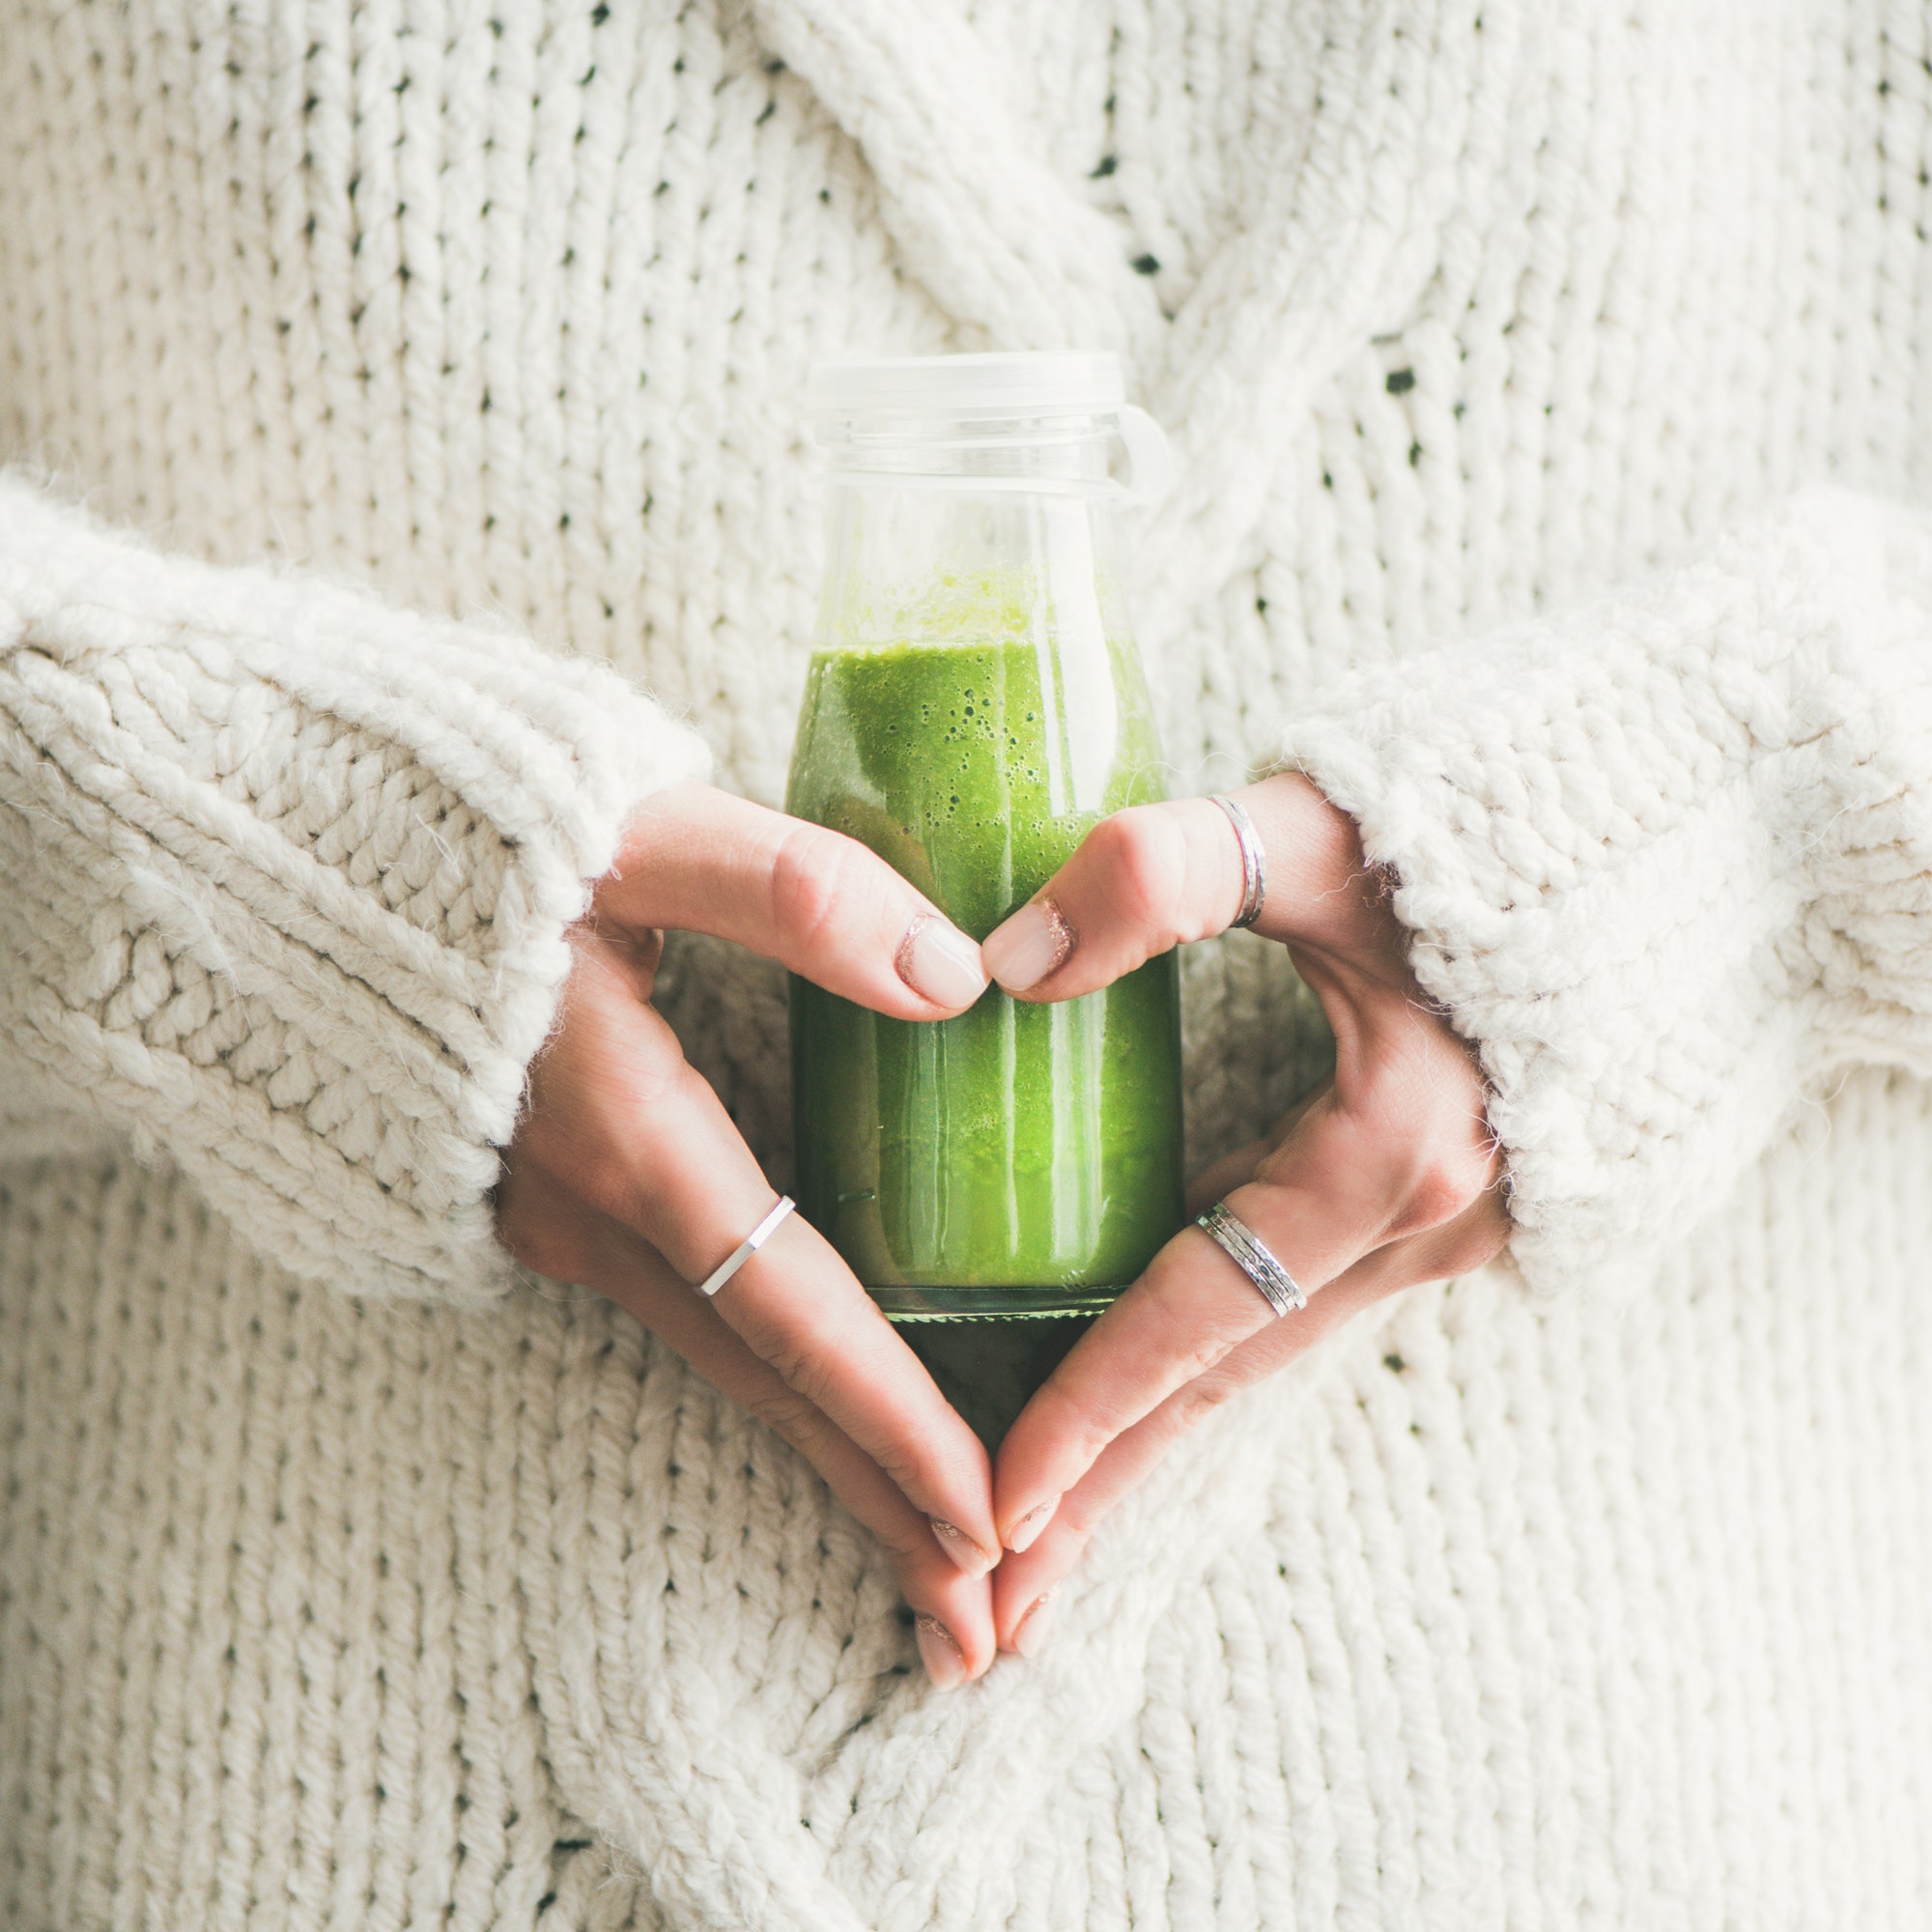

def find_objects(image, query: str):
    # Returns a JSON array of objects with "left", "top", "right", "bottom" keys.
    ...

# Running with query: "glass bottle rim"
[{"left": 804, "top": 351, "right": 1125, "bottom": 424}]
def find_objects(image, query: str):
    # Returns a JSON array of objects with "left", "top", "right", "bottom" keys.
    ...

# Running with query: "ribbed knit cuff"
[
  {"left": 0, "top": 474, "right": 711, "bottom": 1300},
  {"left": 1280, "top": 489, "right": 1932, "bottom": 1294}
]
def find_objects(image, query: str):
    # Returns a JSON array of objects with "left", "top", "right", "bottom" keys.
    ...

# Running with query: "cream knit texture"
[
  {"left": 0, "top": 476, "right": 711, "bottom": 1298},
  {"left": 1286, "top": 490, "right": 1932, "bottom": 1293},
  {"left": 3, "top": 0, "right": 1931, "bottom": 1927}
]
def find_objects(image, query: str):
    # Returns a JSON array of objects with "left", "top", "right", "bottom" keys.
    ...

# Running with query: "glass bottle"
[{"left": 785, "top": 352, "right": 1183, "bottom": 1320}]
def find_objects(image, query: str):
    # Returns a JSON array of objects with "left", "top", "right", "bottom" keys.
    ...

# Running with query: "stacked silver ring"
[
  {"left": 1209, "top": 793, "right": 1266, "bottom": 928},
  {"left": 1196, "top": 1200, "right": 1306, "bottom": 1316}
]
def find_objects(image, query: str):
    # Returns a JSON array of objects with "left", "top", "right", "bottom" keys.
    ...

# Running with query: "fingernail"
[
  {"left": 1005, "top": 1496, "right": 1059, "bottom": 1553},
  {"left": 896, "top": 913, "right": 988, "bottom": 1009},
  {"left": 982, "top": 897, "right": 1073, "bottom": 993},
  {"left": 928, "top": 1519, "right": 996, "bottom": 1578},
  {"left": 1013, "top": 1587, "right": 1060, "bottom": 1659},
  {"left": 914, "top": 1612, "right": 968, "bottom": 1690}
]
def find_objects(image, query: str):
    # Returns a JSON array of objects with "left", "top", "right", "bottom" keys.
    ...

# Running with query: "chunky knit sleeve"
[
  {"left": 0, "top": 474, "right": 710, "bottom": 1301},
  {"left": 1283, "top": 487, "right": 1932, "bottom": 1294}
]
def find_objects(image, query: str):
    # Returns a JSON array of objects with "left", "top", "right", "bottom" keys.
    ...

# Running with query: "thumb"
[
  {"left": 980, "top": 774, "right": 1379, "bottom": 1002},
  {"left": 599, "top": 781, "right": 989, "bottom": 1018},
  {"left": 980, "top": 797, "right": 1245, "bottom": 1001}
]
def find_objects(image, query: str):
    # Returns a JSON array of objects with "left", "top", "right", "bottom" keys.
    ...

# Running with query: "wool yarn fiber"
[{"left": 3, "top": 1, "right": 1932, "bottom": 1926}]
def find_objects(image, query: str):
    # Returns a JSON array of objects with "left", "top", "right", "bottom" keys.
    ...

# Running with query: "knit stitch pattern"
[
  {"left": 5, "top": 1070, "right": 1929, "bottom": 1928},
  {"left": 4, "top": 0, "right": 1932, "bottom": 1925},
  {"left": 0, "top": 476, "right": 710, "bottom": 1298},
  {"left": 1286, "top": 490, "right": 1932, "bottom": 1291}
]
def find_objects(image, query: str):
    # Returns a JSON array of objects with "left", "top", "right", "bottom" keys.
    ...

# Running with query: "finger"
[
  {"left": 992, "top": 1081, "right": 1443, "bottom": 1548},
  {"left": 989, "top": 1200, "right": 1510, "bottom": 1649},
  {"left": 980, "top": 796, "right": 1241, "bottom": 1000},
  {"left": 989, "top": 1267, "right": 1386, "bottom": 1647},
  {"left": 996, "top": 976, "right": 1500, "bottom": 1548},
  {"left": 500, "top": 1192, "right": 997, "bottom": 1682},
  {"left": 520, "top": 933, "right": 1003, "bottom": 1578},
  {"left": 600, "top": 781, "right": 987, "bottom": 1016},
  {"left": 1181, "top": 1092, "right": 1325, "bottom": 1216},
  {"left": 979, "top": 773, "right": 1370, "bottom": 1002},
  {"left": 1183, "top": 1137, "right": 1270, "bottom": 1217}
]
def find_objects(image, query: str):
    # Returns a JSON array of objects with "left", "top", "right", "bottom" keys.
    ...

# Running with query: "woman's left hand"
[{"left": 977, "top": 774, "right": 1511, "bottom": 1657}]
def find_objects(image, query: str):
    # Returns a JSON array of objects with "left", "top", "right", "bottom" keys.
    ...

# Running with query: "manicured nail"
[
  {"left": 928, "top": 1519, "right": 996, "bottom": 1578},
  {"left": 1014, "top": 1587, "right": 1060, "bottom": 1659},
  {"left": 982, "top": 897, "right": 1074, "bottom": 993},
  {"left": 896, "top": 913, "right": 988, "bottom": 1009},
  {"left": 1005, "top": 1497, "right": 1059, "bottom": 1553},
  {"left": 914, "top": 1612, "right": 968, "bottom": 1690}
]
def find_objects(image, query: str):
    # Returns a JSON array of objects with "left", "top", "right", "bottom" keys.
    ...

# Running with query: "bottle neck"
[{"left": 814, "top": 411, "right": 1120, "bottom": 497}]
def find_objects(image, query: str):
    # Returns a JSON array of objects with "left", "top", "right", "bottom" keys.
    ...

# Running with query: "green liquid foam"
[{"left": 786, "top": 637, "right": 1184, "bottom": 1315}]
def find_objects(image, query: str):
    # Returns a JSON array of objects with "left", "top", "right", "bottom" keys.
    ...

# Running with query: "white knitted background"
[
  {"left": 4, "top": 1070, "right": 1928, "bottom": 1929},
  {"left": 1288, "top": 490, "right": 1932, "bottom": 1293},
  {"left": 9, "top": 0, "right": 1927, "bottom": 1191},
  {"left": 4, "top": 0, "right": 1932, "bottom": 1924}
]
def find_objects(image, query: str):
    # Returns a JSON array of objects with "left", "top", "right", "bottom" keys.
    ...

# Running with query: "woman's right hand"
[{"left": 495, "top": 781, "right": 1002, "bottom": 1687}]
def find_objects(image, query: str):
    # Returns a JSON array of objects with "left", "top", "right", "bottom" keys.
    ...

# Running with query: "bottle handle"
[{"left": 1114, "top": 404, "right": 1176, "bottom": 507}]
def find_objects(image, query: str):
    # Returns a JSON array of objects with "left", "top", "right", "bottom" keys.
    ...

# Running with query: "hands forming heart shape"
[{"left": 497, "top": 776, "right": 1508, "bottom": 1688}]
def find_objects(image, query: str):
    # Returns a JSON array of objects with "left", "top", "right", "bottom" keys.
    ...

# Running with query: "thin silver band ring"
[
  {"left": 1209, "top": 793, "right": 1267, "bottom": 929},
  {"left": 696, "top": 1195, "right": 796, "bottom": 1297},
  {"left": 1196, "top": 1200, "right": 1306, "bottom": 1317}
]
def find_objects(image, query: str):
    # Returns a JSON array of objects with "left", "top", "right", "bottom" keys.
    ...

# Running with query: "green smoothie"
[{"left": 786, "top": 632, "right": 1184, "bottom": 1319}]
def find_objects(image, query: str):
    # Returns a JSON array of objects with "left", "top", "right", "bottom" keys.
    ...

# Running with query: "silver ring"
[
  {"left": 1196, "top": 1200, "right": 1306, "bottom": 1317},
  {"left": 695, "top": 1195, "right": 795, "bottom": 1297},
  {"left": 1209, "top": 794, "right": 1266, "bottom": 929}
]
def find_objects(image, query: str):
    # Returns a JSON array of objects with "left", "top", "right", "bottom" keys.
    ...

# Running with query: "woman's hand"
[
  {"left": 977, "top": 775, "right": 1509, "bottom": 1658},
  {"left": 496, "top": 781, "right": 1002, "bottom": 1687}
]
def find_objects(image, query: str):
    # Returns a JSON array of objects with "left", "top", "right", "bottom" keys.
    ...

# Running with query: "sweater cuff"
[
  {"left": 1278, "top": 491, "right": 1932, "bottom": 1294},
  {"left": 0, "top": 474, "right": 711, "bottom": 1300}
]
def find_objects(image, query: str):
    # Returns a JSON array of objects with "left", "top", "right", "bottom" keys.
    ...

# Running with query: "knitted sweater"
[{"left": 3, "top": 3, "right": 1930, "bottom": 1928}]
